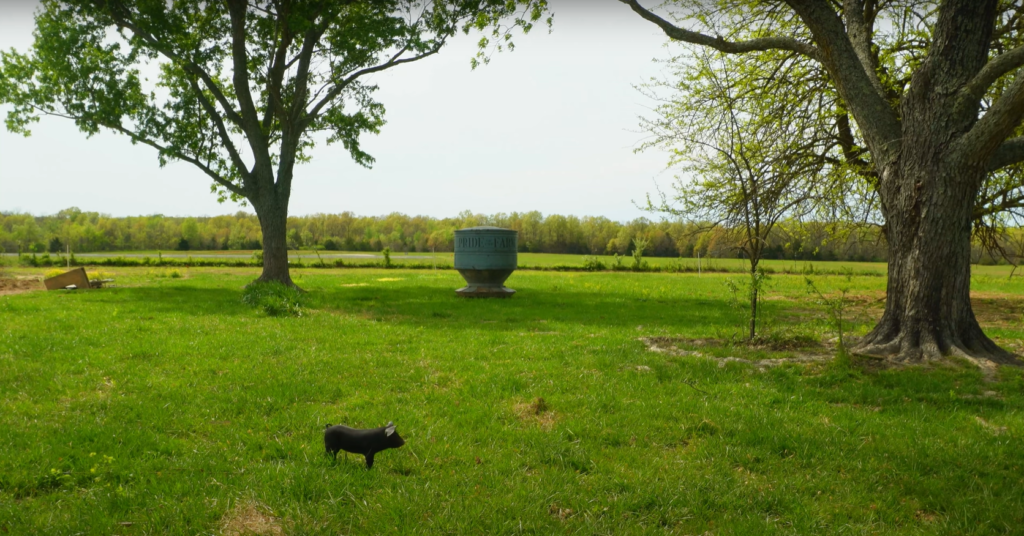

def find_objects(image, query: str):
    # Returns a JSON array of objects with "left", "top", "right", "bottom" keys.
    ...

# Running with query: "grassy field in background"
[
  {"left": 1, "top": 267, "right": 1023, "bottom": 534},
  {"left": 5, "top": 249, "right": 1022, "bottom": 277}
]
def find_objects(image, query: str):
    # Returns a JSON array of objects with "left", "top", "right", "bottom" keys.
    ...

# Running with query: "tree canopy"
[
  {"left": 622, "top": 0, "right": 1024, "bottom": 363},
  {"left": 0, "top": 0, "right": 551, "bottom": 285}
]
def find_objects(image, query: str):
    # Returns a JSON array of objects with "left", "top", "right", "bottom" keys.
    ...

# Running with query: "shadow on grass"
[
  {"left": 57, "top": 281, "right": 752, "bottom": 332},
  {"left": 58, "top": 286, "right": 253, "bottom": 317},
  {"left": 309, "top": 283, "right": 747, "bottom": 333}
]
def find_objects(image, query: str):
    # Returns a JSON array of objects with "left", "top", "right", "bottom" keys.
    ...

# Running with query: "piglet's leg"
[{"left": 364, "top": 452, "right": 375, "bottom": 469}]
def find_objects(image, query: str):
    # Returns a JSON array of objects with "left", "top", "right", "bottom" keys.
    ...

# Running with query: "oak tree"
[
  {"left": 0, "top": 0, "right": 549, "bottom": 286},
  {"left": 623, "top": 0, "right": 1024, "bottom": 364}
]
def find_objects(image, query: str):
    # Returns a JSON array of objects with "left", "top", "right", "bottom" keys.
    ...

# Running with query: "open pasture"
[
  {"left": 6, "top": 250, "right": 1022, "bottom": 276},
  {"left": 1, "top": 267, "right": 1023, "bottom": 534},
  {"left": 5, "top": 250, "right": 1023, "bottom": 278}
]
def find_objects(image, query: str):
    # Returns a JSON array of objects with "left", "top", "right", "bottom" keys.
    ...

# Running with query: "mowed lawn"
[{"left": 1, "top": 267, "right": 1023, "bottom": 535}]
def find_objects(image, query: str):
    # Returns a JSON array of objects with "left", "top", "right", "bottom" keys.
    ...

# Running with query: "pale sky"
[{"left": 0, "top": 1, "right": 676, "bottom": 221}]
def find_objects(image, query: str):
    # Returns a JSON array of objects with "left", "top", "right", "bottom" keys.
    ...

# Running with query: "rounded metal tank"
[{"left": 453, "top": 226, "right": 518, "bottom": 297}]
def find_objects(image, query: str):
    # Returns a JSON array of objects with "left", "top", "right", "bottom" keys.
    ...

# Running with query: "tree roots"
[{"left": 851, "top": 329, "right": 1021, "bottom": 369}]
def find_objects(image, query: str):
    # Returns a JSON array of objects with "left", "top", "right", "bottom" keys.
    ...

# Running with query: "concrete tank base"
[
  {"left": 455, "top": 285, "right": 516, "bottom": 298},
  {"left": 455, "top": 268, "right": 515, "bottom": 298}
]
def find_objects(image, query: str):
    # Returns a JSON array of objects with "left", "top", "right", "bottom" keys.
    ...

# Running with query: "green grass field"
[
  {"left": 5, "top": 249, "right": 1022, "bottom": 278},
  {"left": 1, "top": 267, "right": 1023, "bottom": 534}
]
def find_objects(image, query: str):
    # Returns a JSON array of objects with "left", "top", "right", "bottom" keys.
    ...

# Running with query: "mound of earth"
[{"left": 0, "top": 277, "right": 44, "bottom": 296}]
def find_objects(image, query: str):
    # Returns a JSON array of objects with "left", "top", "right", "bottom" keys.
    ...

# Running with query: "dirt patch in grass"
[
  {"left": 646, "top": 336, "right": 1010, "bottom": 378},
  {"left": 513, "top": 397, "right": 557, "bottom": 430},
  {"left": 777, "top": 290, "right": 1022, "bottom": 330},
  {"left": 811, "top": 290, "right": 1022, "bottom": 329},
  {"left": 549, "top": 503, "right": 574, "bottom": 520},
  {"left": 775, "top": 292, "right": 884, "bottom": 326},
  {"left": 643, "top": 336, "right": 827, "bottom": 354},
  {"left": 0, "top": 276, "right": 43, "bottom": 296},
  {"left": 974, "top": 416, "right": 1008, "bottom": 436},
  {"left": 641, "top": 337, "right": 834, "bottom": 369},
  {"left": 220, "top": 500, "right": 284, "bottom": 536},
  {"left": 970, "top": 295, "right": 1024, "bottom": 329}
]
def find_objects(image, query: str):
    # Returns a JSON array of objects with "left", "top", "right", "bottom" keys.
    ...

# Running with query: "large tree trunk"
[
  {"left": 848, "top": 0, "right": 1018, "bottom": 365},
  {"left": 853, "top": 149, "right": 1015, "bottom": 364},
  {"left": 252, "top": 196, "right": 296, "bottom": 288}
]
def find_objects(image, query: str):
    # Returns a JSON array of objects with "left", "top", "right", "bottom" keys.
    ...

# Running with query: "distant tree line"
[{"left": 1, "top": 207, "right": 1020, "bottom": 264}]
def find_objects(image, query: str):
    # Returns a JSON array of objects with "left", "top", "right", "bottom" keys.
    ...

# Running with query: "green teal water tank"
[{"left": 454, "top": 226, "right": 517, "bottom": 297}]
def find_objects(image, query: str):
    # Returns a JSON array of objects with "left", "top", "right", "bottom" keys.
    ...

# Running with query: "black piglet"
[{"left": 324, "top": 421, "right": 405, "bottom": 468}]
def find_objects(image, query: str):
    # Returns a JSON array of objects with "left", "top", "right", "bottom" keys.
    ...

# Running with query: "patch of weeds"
[
  {"left": 513, "top": 397, "right": 557, "bottom": 430},
  {"left": 631, "top": 235, "right": 650, "bottom": 271},
  {"left": 748, "top": 330, "right": 823, "bottom": 351},
  {"left": 724, "top": 267, "right": 774, "bottom": 339},
  {"left": 806, "top": 274, "right": 853, "bottom": 355},
  {"left": 612, "top": 253, "right": 625, "bottom": 270},
  {"left": 581, "top": 256, "right": 606, "bottom": 271},
  {"left": 43, "top": 268, "right": 66, "bottom": 279},
  {"left": 312, "top": 248, "right": 327, "bottom": 267},
  {"left": 242, "top": 281, "right": 307, "bottom": 317},
  {"left": 221, "top": 500, "right": 285, "bottom": 536},
  {"left": 683, "top": 419, "right": 720, "bottom": 440},
  {"left": 541, "top": 438, "right": 593, "bottom": 473}
]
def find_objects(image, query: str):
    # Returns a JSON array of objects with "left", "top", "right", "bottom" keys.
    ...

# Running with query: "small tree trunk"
[
  {"left": 749, "top": 270, "right": 758, "bottom": 341},
  {"left": 252, "top": 197, "right": 296, "bottom": 288},
  {"left": 853, "top": 159, "right": 1013, "bottom": 363}
]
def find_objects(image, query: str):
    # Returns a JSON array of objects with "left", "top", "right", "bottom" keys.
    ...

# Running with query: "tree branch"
[
  {"left": 974, "top": 189, "right": 1024, "bottom": 220},
  {"left": 842, "top": 0, "right": 888, "bottom": 102},
  {"left": 959, "top": 73, "right": 1024, "bottom": 166},
  {"left": 276, "top": 21, "right": 325, "bottom": 197},
  {"left": 184, "top": 76, "right": 251, "bottom": 186},
  {"left": 226, "top": 0, "right": 270, "bottom": 162},
  {"left": 988, "top": 136, "right": 1024, "bottom": 171},
  {"left": 289, "top": 21, "right": 325, "bottom": 124},
  {"left": 304, "top": 43, "right": 438, "bottom": 125},
  {"left": 262, "top": 3, "right": 295, "bottom": 132},
  {"left": 784, "top": 0, "right": 902, "bottom": 164},
  {"left": 105, "top": 121, "right": 245, "bottom": 199},
  {"left": 103, "top": 13, "right": 246, "bottom": 130},
  {"left": 959, "top": 45, "right": 1024, "bottom": 113},
  {"left": 617, "top": 0, "right": 822, "bottom": 61}
]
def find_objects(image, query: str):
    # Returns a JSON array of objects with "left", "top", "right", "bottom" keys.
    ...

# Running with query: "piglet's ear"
[{"left": 385, "top": 422, "right": 396, "bottom": 436}]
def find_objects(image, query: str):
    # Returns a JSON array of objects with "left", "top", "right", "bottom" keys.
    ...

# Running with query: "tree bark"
[
  {"left": 853, "top": 130, "right": 1015, "bottom": 364},
  {"left": 251, "top": 195, "right": 296, "bottom": 288}
]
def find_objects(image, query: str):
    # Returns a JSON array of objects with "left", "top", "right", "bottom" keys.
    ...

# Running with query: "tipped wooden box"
[{"left": 43, "top": 267, "right": 90, "bottom": 290}]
